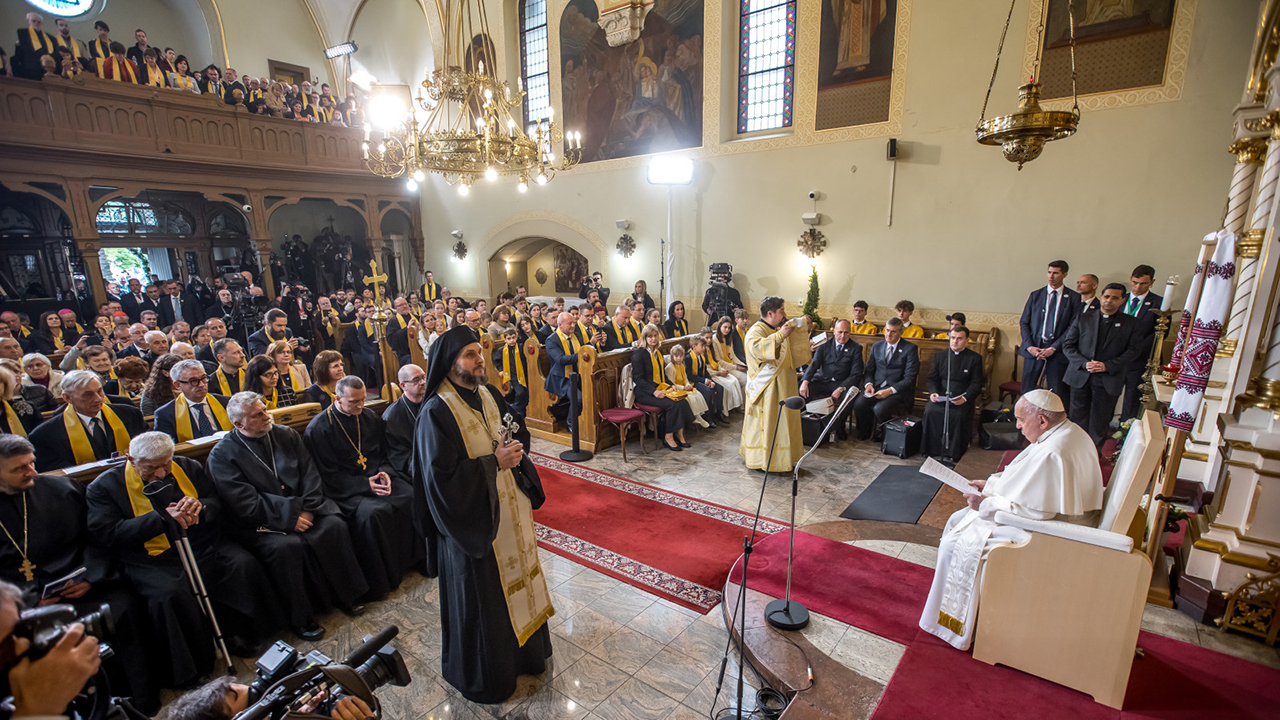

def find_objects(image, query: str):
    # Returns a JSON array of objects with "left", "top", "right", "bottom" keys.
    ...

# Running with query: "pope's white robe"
[
  {"left": 919, "top": 419, "right": 1103, "bottom": 650},
  {"left": 739, "top": 320, "right": 811, "bottom": 472}
]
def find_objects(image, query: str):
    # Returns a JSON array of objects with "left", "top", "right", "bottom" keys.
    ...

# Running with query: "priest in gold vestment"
[{"left": 740, "top": 297, "right": 812, "bottom": 472}]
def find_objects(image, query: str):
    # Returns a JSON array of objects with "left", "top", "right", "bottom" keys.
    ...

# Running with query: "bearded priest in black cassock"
[
  {"left": 85, "top": 432, "right": 284, "bottom": 686},
  {"left": 921, "top": 327, "right": 985, "bottom": 464},
  {"left": 414, "top": 326, "right": 554, "bottom": 704},
  {"left": 207, "top": 392, "right": 370, "bottom": 639},
  {"left": 0, "top": 436, "right": 159, "bottom": 714},
  {"left": 304, "top": 375, "right": 420, "bottom": 600}
]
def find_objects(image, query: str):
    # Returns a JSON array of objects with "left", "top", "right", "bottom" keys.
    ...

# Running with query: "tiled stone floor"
[{"left": 164, "top": 414, "right": 1280, "bottom": 719}]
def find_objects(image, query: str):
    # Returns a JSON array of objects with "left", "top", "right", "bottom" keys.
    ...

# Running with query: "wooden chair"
[
  {"left": 600, "top": 363, "right": 646, "bottom": 461},
  {"left": 998, "top": 345, "right": 1023, "bottom": 404},
  {"left": 972, "top": 410, "right": 1164, "bottom": 709}
]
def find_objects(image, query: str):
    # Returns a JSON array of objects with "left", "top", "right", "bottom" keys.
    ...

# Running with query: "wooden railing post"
[
  {"left": 523, "top": 338, "right": 555, "bottom": 436},
  {"left": 577, "top": 346, "right": 598, "bottom": 448}
]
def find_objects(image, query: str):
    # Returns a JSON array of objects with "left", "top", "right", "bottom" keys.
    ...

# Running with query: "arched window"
[
  {"left": 519, "top": 0, "right": 551, "bottom": 125},
  {"left": 737, "top": 0, "right": 796, "bottom": 134},
  {"left": 95, "top": 199, "right": 192, "bottom": 234}
]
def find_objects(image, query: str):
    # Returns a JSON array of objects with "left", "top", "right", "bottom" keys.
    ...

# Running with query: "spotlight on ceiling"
[{"left": 324, "top": 42, "right": 359, "bottom": 59}]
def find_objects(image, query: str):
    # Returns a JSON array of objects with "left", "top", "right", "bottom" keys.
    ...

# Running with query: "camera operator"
[
  {"left": 577, "top": 272, "right": 610, "bottom": 305},
  {"left": 166, "top": 677, "right": 373, "bottom": 720},
  {"left": 0, "top": 580, "right": 101, "bottom": 720},
  {"left": 204, "top": 289, "right": 244, "bottom": 347},
  {"left": 701, "top": 264, "right": 743, "bottom": 323}
]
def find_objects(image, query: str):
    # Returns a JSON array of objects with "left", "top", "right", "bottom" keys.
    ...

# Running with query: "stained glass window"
[
  {"left": 519, "top": 0, "right": 551, "bottom": 126},
  {"left": 738, "top": 0, "right": 796, "bottom": 134}
]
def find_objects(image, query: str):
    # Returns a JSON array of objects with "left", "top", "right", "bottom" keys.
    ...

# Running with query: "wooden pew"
[
  {"left": 52, "top": 399, "right": 387, "bottom": 484},
  {"left": 846, "top": 327, "right": 1000, "bottom": 412}
]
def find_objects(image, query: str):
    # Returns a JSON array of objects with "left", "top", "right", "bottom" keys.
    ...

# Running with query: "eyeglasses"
[
  {"left": 262, "top": 370, "right": 279, "bottom": 378},
  {"left": 178, "top": 375, "right": 209, "bottom": 385},
  {"left": 402, "top": 376, "right": 427, "bottom": 386}
]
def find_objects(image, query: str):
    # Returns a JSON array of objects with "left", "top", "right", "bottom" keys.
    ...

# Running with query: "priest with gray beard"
[
  {"left": 413, "top": 326, "right": 553, "bottom": 704},
  {"left": 919, "top": 390, "right": 1103, "bottom": 650}
]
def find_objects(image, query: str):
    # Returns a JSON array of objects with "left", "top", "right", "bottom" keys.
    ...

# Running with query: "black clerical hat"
[{"left": 424, "top": 325, "right": 483, "bottom": 398}]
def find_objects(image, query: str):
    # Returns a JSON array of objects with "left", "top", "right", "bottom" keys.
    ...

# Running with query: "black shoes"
[
  {"left": 341, "top": 603, "right": 367, "bottom": 617},
  {"left": 677, "top": 440, "right": 692, "bottom": 448},
  {"left": 294, "top": 620, "right": 326, "bottom": 642},
  {"left": 664, "top": 442, "right": 682, "bottom": 451}
]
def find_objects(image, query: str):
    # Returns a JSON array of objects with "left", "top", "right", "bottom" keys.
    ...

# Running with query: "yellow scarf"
[
  {"left": 690, "top": 351, "right": 702, "bottom": 376},
  {"left": 173, "top": 393, "right": 229, "bottom": 442},
  {"left": 173, "top": 74, "right": 194, "bottom": 90},
  {"left": 63, "top": 404, "right": 130, "bottom": 465},
  {"left": 263, "top": 387, "right": 278, "bottom": 410},
  {"left": 55, "top": 35, "right": 81, "bottom": 60},
  {"left": 700, "top": 350, "right": 719, "bottom": 371},
  {"left": 284, "top": 365, "right": 306, "bottom": 392},
  {"left": 736, "top": 326, "right": 746, "bottom": 346},
  {"left": 52, "top": 332, "right": 65, "bottom": 350},
  {"left": 665, "top": 359, "right": 693, "bottom": 400},
  {"left": 362, "top": 319, "right": 374, "bottom": 337},
  {"left": 213, "top": 366, "right": 243, "bottom": 396},
  {"left": 301, "top": 94, "right": 311, "bottom": 109},
  {"left": 610, "top": 322, "right": 637, "bottom": 346},
  {"left": 4, "top": 401, "right": 26, "bottom": 438},
  {"left": 531, "top": 316, "right": 545, "bottom": 330},
  {"left": 554, "top": 329, "right": 581, "bottom": 378},
  {"left": 144, "top": 64, "right": 165, "bottom": 87},
  {"left": 90, "top": 39, "right": 109, "bottom": 59},
  {"left": 502, "top": 344, "right": 526, "bottom": 387},
  {"left": 28, "top": 29, "right": 53, "bottom": 55},
  {"left": 124, "top": 461, "right": 197, "bottom": 556},
  {"left": 575, "top": 322, "right": 592, "bottom": 346},
  {"left": 107, "top": 57, "right": 138, "bottom": 83},
  {"left": 423, "top": 283, "right": 437, "bottom": 301},
  {"left": 249, "top": 89, "right": 262, "bottom": 102},
  {"left": 318, "top": 106, "right": 334, "bottom": 123},
  {"left": 671, "top": 317, "right": 688, "bottom": 336},
  {"left": 390, "top": 314, "right": 409, "bottom": 331},
  {"left": 649, "top": 349, "right": 669, "bottom": 391}
]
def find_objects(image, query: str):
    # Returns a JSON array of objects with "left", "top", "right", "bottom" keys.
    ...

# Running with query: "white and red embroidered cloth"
[
  {"left": 1167, "top": 230, "right": 1236, "bottom": 431},
  {"left": 1168, "top": 238, "right": 1213, "bottom": 372}
]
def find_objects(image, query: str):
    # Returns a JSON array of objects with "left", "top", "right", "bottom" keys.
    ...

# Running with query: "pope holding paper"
[{"left": 919, "top": 390, "right": 1103, "bottom": 650}]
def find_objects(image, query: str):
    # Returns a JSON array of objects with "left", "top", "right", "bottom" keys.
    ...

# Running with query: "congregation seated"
[
  {"left": 852, "top": 318, "right": 919, "bottom": 441},
  {"left": 154, "top": 359, "right": 234, "bottom": 442},
  {"left": 140, "top": 354, "right": 183, "bottom": 416},
  {"left": 21, "top": 352, "right": 63, "bottom": 399},
  {"left": 893, "top": 300, "right": 926, "bottom": 339},
  {"left": 632, "top": 324, "right": 695, "bottom": 452},
  {"left": 799, "top": 319, "right": 864, "bottom": 440},
  {"left": 30, "top": 369, "right": 146, "bottom": 472},
  {"left": 304, "top": 349, "right": 344, "bottom": 409}
]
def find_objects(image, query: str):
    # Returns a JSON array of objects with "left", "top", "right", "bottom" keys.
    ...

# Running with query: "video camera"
[
  {"left": 236, "top": 625, "right": 410, "bottom": 720},
  {"left": 1, "top": 604, "right": 118, "bottom": 720}
]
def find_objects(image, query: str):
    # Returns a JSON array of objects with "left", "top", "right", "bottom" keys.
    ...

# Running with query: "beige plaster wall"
[
  {"left": 3, "top": 0, "right": 215, "bottom": 68},
  {"left": 347, "top": 0, "right": 435, "bottom": 88}
]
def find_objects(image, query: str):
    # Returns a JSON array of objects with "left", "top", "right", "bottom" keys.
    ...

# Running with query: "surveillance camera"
[
  {"left": 242, "top": 204, "right": 253, "bottom": 213},
  {"left": 807, "top": 191, "right": 818, "bottom": 200},
  {"left": 615, "top": 220, "right": 632, "bottom": 230},
  {"left": 450, "top": 230, "right": 463, "bottom": 239}
]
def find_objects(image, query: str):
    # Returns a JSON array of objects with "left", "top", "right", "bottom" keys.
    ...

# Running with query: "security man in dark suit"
[
  {"left": 1063, "top": 283, "right": 1146, "bottom": 448},
  {"left": 157, "top": 280, "right": 199, "bottom": 328},
  {"left": 852, "top": 318, "right": 919, "bottom": 441},
  {"left": 1019, "top": 260, "right": 1080, "bottom": 402},
  {"left": 1120, "top": 264, "right": 1163, "bottom": 422},
  {"left": 799, "top": 319, "right": 864, "bottom": 440}
]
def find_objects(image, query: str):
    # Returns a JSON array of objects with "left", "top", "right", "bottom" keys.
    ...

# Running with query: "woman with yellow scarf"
[
  {"left": 664, "top": 344, "right": 713, "bottom": 429},
  {"left": 631, "top": 324, "right": 694, "bottom": 452}
]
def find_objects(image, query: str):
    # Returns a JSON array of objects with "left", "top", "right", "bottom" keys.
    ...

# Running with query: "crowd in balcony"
[{"left": 1, "top": 12, "right": 363, "bottom": 126}]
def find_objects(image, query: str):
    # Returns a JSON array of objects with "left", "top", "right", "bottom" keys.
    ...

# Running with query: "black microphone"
[
  {"left": 341, "top": 625, "right": 399, "bottom": 668},
  {"left": 780, "top": 396, "right": 805, "bottom": 410}
]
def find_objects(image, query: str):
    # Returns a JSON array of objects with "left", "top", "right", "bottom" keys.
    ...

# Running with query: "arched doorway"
[{"left": 488, "top": 237, "right": 587, "bottom": 303}]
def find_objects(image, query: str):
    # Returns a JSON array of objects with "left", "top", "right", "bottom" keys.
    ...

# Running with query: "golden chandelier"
[
  {"left": 975, "top": 0, "right": 1080, "bottom": 169},
  {"left": 363, "top": 0, "right": 581, "bottom": 193}
]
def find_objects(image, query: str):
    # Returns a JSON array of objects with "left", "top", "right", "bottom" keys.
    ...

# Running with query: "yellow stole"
[
  {"left": 690, "top": 351, "right": 703, "bottom": 377},
  {"left": 124, "top": 461, "right": 197, "bottom": 556},
  {"left": 423, "top": 283, "right": 437, "bottom": 301},
  {"left": 173, "top": 393, "right": 229, "bottom": 442},
  {"left": 107, "top": 57, "right": 138, "bottom": 83},
  {"left": 318, "top": 106, "right": 334, "bottom": 123},
  {"left": 610, "top": 322, "right": 636, "bottom": 346},
  {"left": 52, "top": 332, "right": 65, "bottom": 350},
  {"left": 143, "top": 64, "right": 165, "bottom": 87},
  {"left": 554, "top": 329, "right": 581, "bottom": 378},
  {"left": 55, "top": 35, "right": 81, "bottom": 61},
  {"left": 63, "top": 405, "right": 130, "bottom": 464},
  {"left": 362, "top": 319, "right": 374, "bottom": 337},
  {"left": 284, "top": 365, "right": 306, "bottom": 392},
  {"left": 700, "top": 350, "right": 719, "bottom": 372},
  {"left": 173, "top": 74, "right": 195, "bottom": 90},
  {"left": 28, "top": 29, "right": 53, "bottom": 55},
  {"left": 263, "top": 387, "right": 279, "bottom": 410},
  {"left": 437, "top": 380, "right": 553, "bottom": 643},
  {"left": 19, "top": 327, "right": 30, "bottom": 338},
  {"left": 574, "top": 322, "right": 592, "bottom": 346},
  {"left": 390, "top": 314, "right": 409, "bottom": 331},
  {"left": 736, "top": 326, "right": 746, "bottom": 345},
  {"left": 649, "top": 349, "right": 669, "bottom": 392},
  {"left": 530, "top": 316, "right": 545, "bottom": 330},
  {"left": 502, "top": 344, "right": 526, "bottom": 387},
  {"left": 4, "top": 401, "right": 26, "bottom": 438},
  {"left": 300, "top": 94, "right": 311, "bottom": 109},
  {"left": 213, "top": 367, "right": 244, "bottom": 396},
  {"left": 665, "top": 360, "right": 693, "bottom": 400},
  {"left": 90, "top": 39, "right": 109, "bottom": 59},
  {"left": 249, "top": 89, "right": 262, "bottom": 102},
  {"left": 671, "top": 318, "right": 688, "bottom": 336}
]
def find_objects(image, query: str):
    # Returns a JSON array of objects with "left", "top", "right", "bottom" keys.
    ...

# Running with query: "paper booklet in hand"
[
  {"left": 931, "top": 392, "right": 966, "bottom": 403},
  {"left": 921, "top": 457, "right": 980, "bottom": 495},
  {"left": 42, "top": 566, "right": 87, "bottom": 599}
]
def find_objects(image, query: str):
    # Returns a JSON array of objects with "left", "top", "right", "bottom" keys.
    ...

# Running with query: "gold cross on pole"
[{"left": 364, "top": 259, "right": 389, "bottom": 308}]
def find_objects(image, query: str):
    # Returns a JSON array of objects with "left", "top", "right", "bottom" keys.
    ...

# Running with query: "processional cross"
[{"left": 364, "top": 259, "right": 389, "bottom": 311}]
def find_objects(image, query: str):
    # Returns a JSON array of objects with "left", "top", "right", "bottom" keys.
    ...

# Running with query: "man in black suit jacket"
[
  {"left": 248, "top": 309, "right": 295, "bottom": 357},
  {"left": 1076, "top": 273, "right": 1100, "bottom": 315},
  {"left": 1019, "top": 260, "right": 1080, "bottom": 402},
  {"left": 157, "top": 280, "right": 199, "bottom": 328},
  {"left": 119, "top": 278, "right": 150, "bottom": 323},
  {"left": 30, "top": 371, "right": 146, "bottom": 472},
  {"left": 1120, "top": 264, "right": 1163, "bottom": 422},
  {"left": 13, "top": 12, "right": 56, "bottom": 80},
  {"left": 800, "top": 319, "right": 864, "bottom": 440},
  {"left": 921, "top": 327, "right": 985, "bottom": 462},
  {"left": 852, "top": 319, "right": 919, "bottom": 441},
  {"left": 1063, "top": 283, "right": 1146, "bottom": 448}
]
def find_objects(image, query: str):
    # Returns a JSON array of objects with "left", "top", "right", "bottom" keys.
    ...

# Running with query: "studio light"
[
  {"left": 324, "top": 42, "right": 359, "bottom": 59},
  {"left": 647, "top": 156, "right": 694, "bottom": 186}
]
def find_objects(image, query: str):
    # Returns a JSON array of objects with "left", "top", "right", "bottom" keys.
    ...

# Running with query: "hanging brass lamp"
[{"left": 976, "top": 0, "right": 1080, "bottom": 170}]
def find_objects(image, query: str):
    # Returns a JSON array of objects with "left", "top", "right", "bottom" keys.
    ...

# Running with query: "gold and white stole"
[
  {"left": 437, "top": 379, "right": 553, "bottom": 645},
  {"left": 124, "top": 461, "right": 198, "bottom": 556}
]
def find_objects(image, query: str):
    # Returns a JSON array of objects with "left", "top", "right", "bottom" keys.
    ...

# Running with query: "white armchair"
[{"left": 972, "top": 410, "right": 1164, "bottom": 709}]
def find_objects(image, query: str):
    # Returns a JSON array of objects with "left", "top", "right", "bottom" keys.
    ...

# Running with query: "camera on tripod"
[{"left": 236, "top": 625, "right": 410, "bottom": 720}]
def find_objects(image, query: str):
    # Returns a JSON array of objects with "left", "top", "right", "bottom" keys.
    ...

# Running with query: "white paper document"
[{"left": 920, "top": 457, "right": 980, "bottom": 495}]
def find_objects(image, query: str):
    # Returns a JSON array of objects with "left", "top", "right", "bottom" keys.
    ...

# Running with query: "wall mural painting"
[
  {"left": 560, "top": 0, "right": 704, "bottom": 163},
  {"left": 554, "top": 245, "right": 588, "bottom": 293},
  {"left": 1038, "top": 0, "right": 1177, "bottom": 98},
  {"left": 816, "top": 0, "right": 898, "bottom": 130}
]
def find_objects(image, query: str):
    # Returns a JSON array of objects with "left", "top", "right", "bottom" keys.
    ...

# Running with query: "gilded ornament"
[{"left": 1229, "top": 137, "right": 1268, "bottom": 164}]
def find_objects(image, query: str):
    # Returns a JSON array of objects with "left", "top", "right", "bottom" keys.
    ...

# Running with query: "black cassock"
[
  {"left": 206, "top": 426, "right": 369, "bottom": 625},
  {"left": 304, "top": 407, "right": 419, "bottom": 600},
  {"left": 0, "top": 477, "right": 158, "bottom": 713},
  {"left": 415, "top": 382, "right": 552, "bottom": 704},
  {"left": 382, "top": 395, "right": 438, "bottom": 577},
  {"left": 85, "top": 456, "right": 284, "bottom": 686},
  {"left": 921, "top": 348, "right": 985, "bottom": 461}
]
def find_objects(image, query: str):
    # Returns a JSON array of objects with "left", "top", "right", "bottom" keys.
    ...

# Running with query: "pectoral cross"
[
  {"left": 356, "top": 453, "right": 367, "bottom": 470},
  {"left": 363, "top": 260, "right": 389, "bottom": 308},
  {"left": 19, "top": 557, "right": 35, "bottom": 582}
]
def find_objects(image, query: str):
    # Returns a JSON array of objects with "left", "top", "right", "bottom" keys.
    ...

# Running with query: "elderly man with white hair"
[
  {"left": 86, "top": 431, "right": 284, "bottom": 686},
  {"left": 170, "top": 341, "right": 196, "bottom": 360},
  {"left": 29, "top": 370, "right": 146, "bottom": 472},
  {"left": 154, "top": 359, "right": 233, "bottom": 442},
  {"left": 145, "top": 329, "right": 169, "bottom": 358},
  {"left": 919, "top": 390, "right": 1104, "bottom": 650},
  {"left": 207, "top": 392, "right": 369, "bottom": 639}
]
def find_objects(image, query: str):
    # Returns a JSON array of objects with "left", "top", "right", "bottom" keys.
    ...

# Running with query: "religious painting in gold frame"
[
  {"left": 553, "top": 245, "right": 588, "bottom": 294},
  {"left": 816, "top": 0, "right": 900, "bottom": 130}
]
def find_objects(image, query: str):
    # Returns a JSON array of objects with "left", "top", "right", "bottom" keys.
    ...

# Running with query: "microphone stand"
[
  {"left": 559, "top": 369, "right": 593, "bottom": 462},
  {"left": 943, "top": 351, "right": 952, "bottom": 456},
  {"left": 764, "top": 388, "right": 859, "bottom": 631},
  {"left": 144, "top": 479, "right": 235, "bottom": 672}
]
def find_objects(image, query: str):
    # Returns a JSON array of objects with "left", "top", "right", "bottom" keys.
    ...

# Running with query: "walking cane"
[{"left": 144, "top": 480, "right": 236, "bottom": 673}]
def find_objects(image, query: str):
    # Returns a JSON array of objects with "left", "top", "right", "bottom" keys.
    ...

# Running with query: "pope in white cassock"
[{"left": 919, "top": 390, "right": 1103, "bottom": 650}]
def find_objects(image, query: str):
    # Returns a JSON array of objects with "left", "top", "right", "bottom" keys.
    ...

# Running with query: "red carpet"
[
  {"left": 870, "top": 629, "right": 1280, "bottom": 720},
  {"left": 727, "top": 530, "right": 933, "bottom": 645},
  {"left": 530, "top": 454, "right": 786, "bottom": 612}
]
